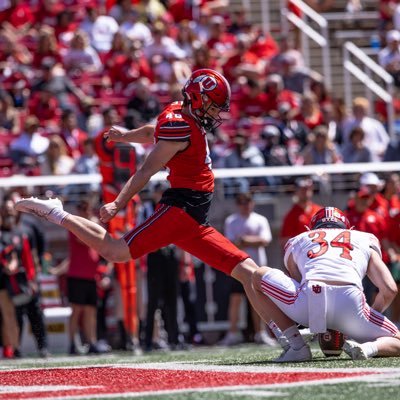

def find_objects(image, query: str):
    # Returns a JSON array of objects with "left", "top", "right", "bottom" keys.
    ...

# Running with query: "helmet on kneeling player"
[
  {"left": 182, "top": 68, "right": 231, "bottom": 131},
  {"left": 310, "top": 207, "right": 351, "bottom": 230}
]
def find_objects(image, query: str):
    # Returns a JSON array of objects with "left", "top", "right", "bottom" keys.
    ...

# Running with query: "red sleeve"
[
  {"left": 21, "top": 236, "right": 36, "bottom": 281},
  {"left": 157, "top": 120, "right": 191, "bottom": 141}
]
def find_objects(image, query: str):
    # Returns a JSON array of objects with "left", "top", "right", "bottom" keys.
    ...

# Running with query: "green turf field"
[{"left": 1, "top": 343, "right": 400, "bottom": 400}]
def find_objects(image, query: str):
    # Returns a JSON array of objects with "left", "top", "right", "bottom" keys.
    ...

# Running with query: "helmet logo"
[{"left": 194, "top": 75, "right": 217, "bottom": 91}]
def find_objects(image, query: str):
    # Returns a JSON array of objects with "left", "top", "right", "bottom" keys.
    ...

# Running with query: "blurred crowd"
[{"left": 1, "top": 0, "right": 400, "bottom": 184}]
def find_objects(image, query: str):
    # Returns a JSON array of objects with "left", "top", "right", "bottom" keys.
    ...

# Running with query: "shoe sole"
[
  {"left": 343, "top": 342, "right": 367, "bottom": 360},
  {"left": 16, "top": 198, "right": 62, "bottom": 219}
]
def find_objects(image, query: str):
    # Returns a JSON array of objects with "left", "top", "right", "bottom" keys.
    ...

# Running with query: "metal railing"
[
  {"left": 343, "top": 41, "right": 395, "bottom": 139},
  {"left": 280, "top": 0, "right": 331, "bottom": 88}
]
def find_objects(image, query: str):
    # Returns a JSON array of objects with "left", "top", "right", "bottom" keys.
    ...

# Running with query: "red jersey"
[
  {"left": 345, "top": 207, "right": 389, "bottom": 263},
  {"left": 388, "top": 212, "right": 400, "bottom": 245},
  {"left": 155, "top": 101, "right": 214, "bottom": 192},
  {"left": 280, "top": 202, "right": 321, "bottom": 239},
  {"left": 67, "top": 232, "right": 100, "bottom": 280}
]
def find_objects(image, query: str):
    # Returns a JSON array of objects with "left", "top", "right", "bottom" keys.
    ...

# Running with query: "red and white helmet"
[
  {"left": 182, "top": 68, "right": 231, "bottom": 130},
  {"left": 310, "top": 207, "right": 351, "bottom": 230}
]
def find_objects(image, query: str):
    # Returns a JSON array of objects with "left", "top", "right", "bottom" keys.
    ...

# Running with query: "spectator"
[
  {"left": 301, "top": 125, "right": 341, "bottom": 165},
  {"left": 135, "top": 0, "right": 167, "bottom": 23},
  {"left": 27, "top": 86, "right": 61, "bottom": 129},
  {"left": 357, "top": 172, "right": 388, "bottom": 217},
  {"left": 140, "top": 183, "right": 181, "bottom": 352},
  {"left": 119, "top": 9, "right": 152, "bottom": 46},
  {"left": 0, "top": 0, "right": 35, "bottom": 31},
  {"left": 268, "top": 36, "right": 305, "bottom": 74},
  {"left": 220, "top": 192, "right": 276, "bottom": 347},
  {"left": 342, "top": 97, "right": 390, "bottom": 161},
  {"left": 345, "top": 188, "right": 389, "bottom": 302},
  {"left": 0, "top": 91, "right": 21, "bottom": 135},
  {"left": 54, "top": 10, "right": 78, "bottom": 46},
  {"left": 109, "top": 40, "right": 154, "bottom": 91},
  {"left": 10, "top": 116, "right": 49, "bottom": 174},
  {"left": 40, "top": 135, "right": 75, "bottom": 176},
  {"left": 264, "top": 74, "right": 299, "bottom": 117},
  {"left": 321, "top": 101, "right": 345, "bottom": 144},
  {"left": 191, "top": 44, "right": 219, "bottom": 71},
  {"left": 109, "top": 0, "right": 134, "bottom": 23},
  {"left": 222, "top": 130, "right": 265, "bottom": 193},
  {"left": 79, "top": 4, "right": 119, "bottom": 53},
  {"left": 1, "top": 198, "right": 49, "bottom": 358},
  {"left": 36, "top": 0, "right": 64, "bottom": 28},
  {"left": 31, "top": 57, "right": 93, "bottom": 110},
  {"left": 32, "top": 26, "right": 62, "bottom": 70},
  {"left": 175, "top": 19, "right": 199, "bottom": 59},
  {"left": 124, "top": 77, "right": 161, "bottom": 129},
  {"left": 378, "top": 30, "right": 400, "bottom": 86},
  {"left": 59, "top": 109, "right": 88, "bottom": 158},
  {"left": 235, "top": 78, "right": 268, "bottom": 120},
  {"left": 296, "top": 92, "right": 324, "bottom": 130},
  {"left": 102, "top": 31, "right": 130, "bottom": 72},
  {"left": 280, "top": 177, "right": 321, "bottom": 247},
  {"left": 50, "top": 198, "right": 108, "bottom": 355},
  {"left": 222, "top": 33, "right": 264, "bottom": 84},
  {"left": 248, "top": 25, "right": 279, "bottom": 61},
  {"left": 381, "top": 172, "right": 400, "bottom": 217},
  {"left": 385, "top": 209, "right": 400, "bottom": 327},
  {"left": 341, "top": 127, "right": 373, "bottom": 163},
  {"left": 144, "top": 21, "right": 186, "bottom": 64},
  {"left": 260, "top": 125, "right": 292, "bottom": 167},
  {"left": 0, "top": 212, "right": 20, "bottom": 359},
  {"left": 309, "top": 78, "right": 331, "bottom": 107},
  {"left": 178, "top": 251, "right": 203, "bottom": 345},
  {"left": 206, "top": 15, "right": 237, "bottom": 63},
  {"left": 62, "top": 30, "right": 102, "bottom": 75},
  {"left": 281, "top": 53, "right": 318, "bottom": 94},
  {"left": 384, "top": 133, "right": 400, "bottom": 161}
]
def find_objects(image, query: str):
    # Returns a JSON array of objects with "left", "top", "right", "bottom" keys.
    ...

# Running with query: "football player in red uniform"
[{"left": 16, "top": 69, "right": 305, "bottom": 359}]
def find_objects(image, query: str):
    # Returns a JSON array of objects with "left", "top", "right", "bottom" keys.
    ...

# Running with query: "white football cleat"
[
  {"left": 15, "top": 197, "right": 64, "bottom": 221},
  {"left": 343, "top": 340, "right": 368, "bottom": 360},
  {"left": 273, "top": 344, "right": 312, "bottom": 363}
]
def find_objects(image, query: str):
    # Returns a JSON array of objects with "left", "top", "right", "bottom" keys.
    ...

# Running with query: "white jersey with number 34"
[{"left": 284, "top": 229, "right": 382, "bottom": 289}]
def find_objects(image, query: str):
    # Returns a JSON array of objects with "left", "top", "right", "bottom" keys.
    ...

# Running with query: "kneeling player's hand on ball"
[{"left": 100, "top": 202, "right": 118, "bottom": 223}]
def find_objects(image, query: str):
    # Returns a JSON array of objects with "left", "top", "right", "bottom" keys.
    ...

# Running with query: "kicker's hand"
[
  {"left": 99, "top": 201, "right": 118, "bottom": 223},
  {"left": 104, "top": 126, "right": 126, "bottom": 143}
]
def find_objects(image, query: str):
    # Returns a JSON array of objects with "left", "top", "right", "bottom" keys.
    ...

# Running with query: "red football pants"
[{"left": 123, "top": 204, "right": 249, "bottom": 275}]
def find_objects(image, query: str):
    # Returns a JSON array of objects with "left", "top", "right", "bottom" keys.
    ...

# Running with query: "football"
[{"left": 318, "top": 329, "right": 345, "bottom": 357}]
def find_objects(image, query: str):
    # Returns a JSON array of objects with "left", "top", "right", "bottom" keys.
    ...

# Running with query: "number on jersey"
[{"left": 307, "top": 231, "right": 354, "bottom": 260}]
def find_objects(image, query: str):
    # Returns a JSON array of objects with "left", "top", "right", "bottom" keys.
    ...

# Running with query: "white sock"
[
  {"left": 48, "top": 208, "right": 70, "bottom": 225},
  {"left": 268, "top": 320, "right": 290, "bottom": 349},
  {"left": 283, "top": 325, "right": 306, "bottom": 350},
  {"left": 361, "top": 341, "right": 378, "bottom": 358}
]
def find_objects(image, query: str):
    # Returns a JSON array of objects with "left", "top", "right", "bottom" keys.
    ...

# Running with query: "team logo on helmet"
[{"left": 193, "top": 75, "right": 218, "bottom": 91}]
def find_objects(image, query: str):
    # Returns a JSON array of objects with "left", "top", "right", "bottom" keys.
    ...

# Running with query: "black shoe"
[
  {"left": 14, "top": 349, "right": 22, "bottom": 358},
  {"left": 69, "top": 343, "right": 78, "bottom": 355}
]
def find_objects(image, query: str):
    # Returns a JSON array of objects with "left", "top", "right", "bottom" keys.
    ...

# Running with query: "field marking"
[
  {"left": 0, "top": 386, "right": 101, "bottom": 394},
  {"left": 1, "top": 364, "right": 399, "bottom": 400},
  {"left": 226, "top": 390, "right": 287, "bottom": 398}
]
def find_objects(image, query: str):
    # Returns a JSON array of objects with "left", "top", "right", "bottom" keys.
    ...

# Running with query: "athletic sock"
[
  {"left": 268, "top": 320, "right": 290, "bottom": 350},
  {"left": 283, "top": 325, "right": 306, "bottom": 350},
  {"left": 361, "top": 341, "right": 378, "bottom": 358},
  {"left": 48, "top": 208, "right": 70, "bottom": 225}
]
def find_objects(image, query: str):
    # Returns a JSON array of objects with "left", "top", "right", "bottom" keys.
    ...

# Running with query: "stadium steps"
[{"left": 241, "top": 0, "right": 381, "bottom": 99}]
